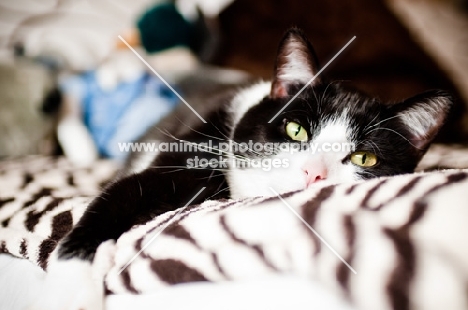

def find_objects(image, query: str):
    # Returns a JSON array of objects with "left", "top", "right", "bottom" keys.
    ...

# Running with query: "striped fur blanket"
[{"left": 1, "top": 146, "right": 468, "bottom": 310}]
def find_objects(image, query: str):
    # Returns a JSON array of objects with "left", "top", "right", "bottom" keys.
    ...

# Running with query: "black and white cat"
[{"left": 35, "top": 28, "right": 452, "bottom": 310}]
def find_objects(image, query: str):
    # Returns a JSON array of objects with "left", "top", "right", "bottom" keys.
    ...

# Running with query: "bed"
[{"left": 1, "top": 144, "right": 468, "bottom": 310}]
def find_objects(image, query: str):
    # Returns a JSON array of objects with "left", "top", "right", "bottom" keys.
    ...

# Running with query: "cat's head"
[{"left": 227, "top": 28, "right": 453, "bottom": 198}]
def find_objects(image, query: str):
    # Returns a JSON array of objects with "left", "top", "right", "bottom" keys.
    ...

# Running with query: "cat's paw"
[
  {"left": 28, "top": 259, "right": 104, "bottom": 310},
  {"left": 93, "top": 240, "right": 117, "bottom": 280}
]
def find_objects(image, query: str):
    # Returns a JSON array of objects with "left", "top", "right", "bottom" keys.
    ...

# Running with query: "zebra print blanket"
[{"left": 1, "top": 149, "right": 468, "bottom": 310}]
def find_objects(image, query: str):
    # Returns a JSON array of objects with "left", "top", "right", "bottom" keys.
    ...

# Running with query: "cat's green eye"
[
  {"left": 350, "top": 151, "right": 378, "bottom": 167},
  {"left": 285, "top": 122, "right": 308, "bottom": 141}
]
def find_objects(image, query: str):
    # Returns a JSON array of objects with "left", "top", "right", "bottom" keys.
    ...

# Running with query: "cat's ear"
[
  {"left": 271, "top": 28, "right": 321, "bottom": 98},
  {"left": 394, "top": 90, "right": 453, "bottom": 152}
]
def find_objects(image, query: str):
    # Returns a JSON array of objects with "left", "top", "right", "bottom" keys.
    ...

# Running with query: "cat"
[{"left": 35, "top": 28, "right": 452, "bottom": 310}]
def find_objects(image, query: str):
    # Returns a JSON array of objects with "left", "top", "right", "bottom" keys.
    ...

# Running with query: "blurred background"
[{"left": 0, "top": 0, "right": 467, "bottom": 165}]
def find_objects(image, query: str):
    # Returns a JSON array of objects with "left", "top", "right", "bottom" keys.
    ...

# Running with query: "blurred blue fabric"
[{"left": 60, "top": 71, "right": 179, "bottom": 160}]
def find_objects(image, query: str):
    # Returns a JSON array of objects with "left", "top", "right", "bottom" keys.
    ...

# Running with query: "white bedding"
[
  {"left": 1, "top": 151, "right": 468, "bottom": 310},
  {"left": 0, "top": 256, "right": 354, "bottom": 310}
]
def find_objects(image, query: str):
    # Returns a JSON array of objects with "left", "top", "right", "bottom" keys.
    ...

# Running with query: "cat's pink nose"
[{"left": 302, "top": 161, "right": 327, "bottom": 186}]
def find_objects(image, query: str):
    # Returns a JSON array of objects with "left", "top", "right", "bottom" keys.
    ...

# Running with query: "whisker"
[
  {"left": 358, "top": 169, "right": 380, "bottom": 179},
  {"left": 366, "top": 127, "right": 418, "bottom": 148},
  {"left": 362, "top": 113, "right": 380, "bottom": 133},
  {"left": 364, "top": 115, "right": 400, "bottom": 133},
  {"left": 354, "top": 139, "right": 382, "bottom": 156},
  {"left": 174, "top": 118, "right": 226, "bottom": 142},
  {"left": 367, "top": 140, "right": 382, "bottom": 156},
  {"left": 307, "top": 86, "right": 320, "bottom": 115},
  {"left": 155, "top": 121, "right": 265, "bottom": 158},
  {"left": 320, "top": 81, "right": 337, "bottom": 111},
  {"left": 155, "top": 129, "right": 251, "bottom": 162},
  {"left": 197, "top": 173, "right": 226, "bottom": 180},
  {"left": 220, "top": 139, "right": 265, "bottom": 157},
  {"left": 205, "top": 186, "right": 230, "bottom": 200}
]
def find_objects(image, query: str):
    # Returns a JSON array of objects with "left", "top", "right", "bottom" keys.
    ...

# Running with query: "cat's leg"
[
  {"left": 31, "top": 156, "right": 227, "bottom": 310},
  {"left": 59, "top": 166, "right": 226, "bottom": 260}
]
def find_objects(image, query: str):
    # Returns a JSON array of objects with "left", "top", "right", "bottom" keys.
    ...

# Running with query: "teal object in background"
[{"left": 137, "top": 3, "right": 194, "bottom": 53}]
